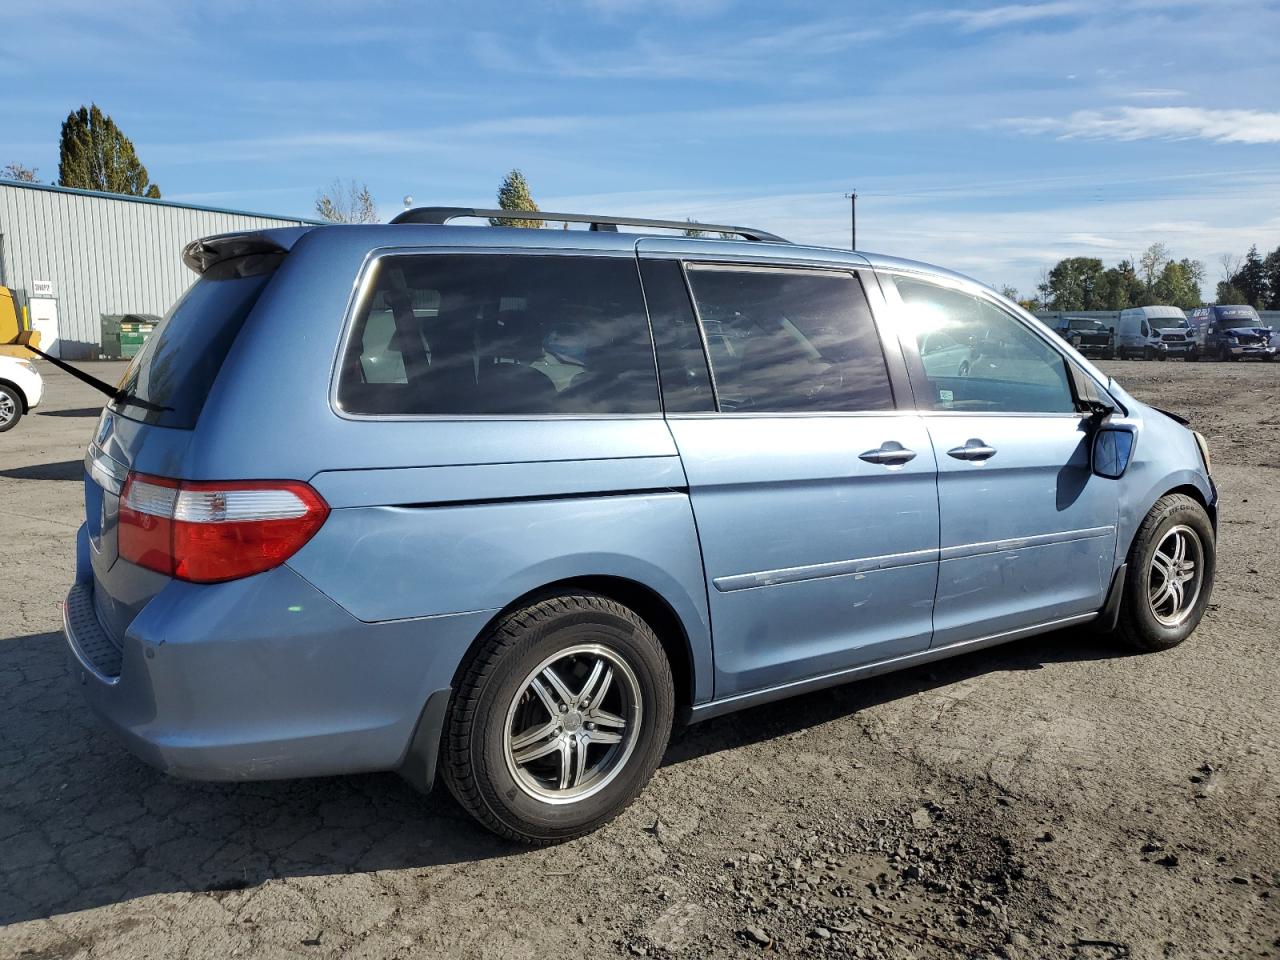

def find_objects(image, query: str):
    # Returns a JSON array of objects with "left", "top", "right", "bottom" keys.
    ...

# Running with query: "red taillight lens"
[{"left": 118, "top": 473, "right": 329, "bottom": 583}]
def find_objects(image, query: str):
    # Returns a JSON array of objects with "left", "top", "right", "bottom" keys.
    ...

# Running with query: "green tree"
[
  {"left": 58, "top": 104, "right": 160, "bottom": 197},
  {"left": 1, "top": 162, "right": 38, "bottom": 182},
  {"left": 1216, "top": 281, "right": 1247, "bottom": 305},
  {"left": 1038, "top": 257, "right": 1105, "bottom": 311},
  {"left": 1152, "top": 260, "right": 1202, "bottom": 310},
  {"left": 490, "top": 169, "right": 543, "bottom": 228},
  {"left": 1232, "top": 245, "right": 1268, "bottom": 308},
  {"left": 315, "top": 178, "right": 378, "bottom": 223},
  {"left": 1262, "top": 246, "right": 1280, "bottom": 310}
]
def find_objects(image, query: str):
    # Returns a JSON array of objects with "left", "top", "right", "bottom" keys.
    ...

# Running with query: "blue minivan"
[{"left": 67, "top": 208, "right": 1217, "bottom": 843}]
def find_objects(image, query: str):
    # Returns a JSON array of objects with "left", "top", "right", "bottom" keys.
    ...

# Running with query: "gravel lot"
[{"left": 1, "top": 360, "right": 1277, "bottom": 960}]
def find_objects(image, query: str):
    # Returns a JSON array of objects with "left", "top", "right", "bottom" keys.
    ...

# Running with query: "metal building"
[{"left": 0, "top": 179, "right": 316, "bottom": 359}]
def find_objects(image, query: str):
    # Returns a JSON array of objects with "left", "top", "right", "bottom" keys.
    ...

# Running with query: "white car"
[{"left": 0, "top": 354, "right": 43, "bottom": 432}]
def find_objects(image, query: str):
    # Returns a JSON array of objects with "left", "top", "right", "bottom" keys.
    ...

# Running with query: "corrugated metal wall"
[{"left": 0, "top": 181, "right": 313, "bottom": 359}]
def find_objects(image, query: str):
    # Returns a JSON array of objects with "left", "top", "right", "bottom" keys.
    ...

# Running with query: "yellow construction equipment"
[{"left": 0, "top": 286, "right": 41, "bottom": 357}]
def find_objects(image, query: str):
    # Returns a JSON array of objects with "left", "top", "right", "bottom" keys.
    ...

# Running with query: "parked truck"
[{"left": 1186, "top": 305, "right": 1277, "bottom": 362}]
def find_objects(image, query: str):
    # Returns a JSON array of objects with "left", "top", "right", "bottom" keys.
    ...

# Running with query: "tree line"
[{"left": 1006, "top": 240, "right": 1280, "bottom": 313}]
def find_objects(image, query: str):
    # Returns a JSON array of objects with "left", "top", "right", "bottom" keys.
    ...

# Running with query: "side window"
[
  {"left": 895, "top": 276, "right": 1075, "bottom": 414},
  {"left": 336, "top": 254, "right": 660, "bottom": 416},
  {"left": 683, "top": 265, "right": 893, "bottom": 413},
  {"left": 638, "top": 259, "right": 715, "bottom": 413}
]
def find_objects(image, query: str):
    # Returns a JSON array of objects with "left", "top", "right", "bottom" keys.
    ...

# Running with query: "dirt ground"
[{"left": 1, "top": 360, "right": 1276, "bottom": 960}]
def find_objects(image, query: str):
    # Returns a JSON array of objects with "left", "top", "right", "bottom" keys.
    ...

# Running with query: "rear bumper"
[{"left": 63, "top": 564, "right": 492, "bottom": 786}]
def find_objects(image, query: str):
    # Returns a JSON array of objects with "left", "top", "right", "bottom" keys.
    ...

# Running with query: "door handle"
[
  {"left": 947, "top": 438, "right": 998, "bottom": 462},
  {"left": 859, "top": 442, "right": 917, "bottom": 466}
]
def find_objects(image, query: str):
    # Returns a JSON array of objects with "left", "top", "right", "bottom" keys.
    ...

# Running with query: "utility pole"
[{"left": 843, "top": 191, "right": 857, "bottom": 250}]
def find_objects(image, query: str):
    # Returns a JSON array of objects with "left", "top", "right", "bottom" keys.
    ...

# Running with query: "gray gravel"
[{"left": 1, "top": 359, "right": 1277, "bottom": 959}]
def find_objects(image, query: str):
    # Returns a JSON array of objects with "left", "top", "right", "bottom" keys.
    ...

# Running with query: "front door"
[
  {"left": 640, "top": 256, "right": 940, "bottom": 699},
  {"left": 885, "top": 273, "right": 1119, "bottom": 646}
]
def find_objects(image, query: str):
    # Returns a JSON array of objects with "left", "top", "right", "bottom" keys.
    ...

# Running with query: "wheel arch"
[
  {"left": 0, "top": 378, "right": 29, "bottom": 413},
  {"left": 451, "top": 575, "right": 701, "bottom": 719}
]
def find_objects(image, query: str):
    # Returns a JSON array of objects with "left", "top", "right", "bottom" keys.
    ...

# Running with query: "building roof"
[{"left": 0, "top": 177, "right": 322, "bottom": 225}]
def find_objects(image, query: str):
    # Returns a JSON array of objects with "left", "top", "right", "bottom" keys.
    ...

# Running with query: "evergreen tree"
[
  {"left": 490, "top": 170, "right": 543, "bottom": 228},
  {"left": 58, "top": 104, "right": 160, "bottom": 197},
  {"left": 1262, "top": 246, "right": 1280, "bottom": 310},
  {"left": 1232, "top": 245, "right": 1268, "bottom": 308}
]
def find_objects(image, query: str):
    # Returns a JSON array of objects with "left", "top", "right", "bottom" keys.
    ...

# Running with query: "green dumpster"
[{"left": 101, "top": 313, "right": 160, "bottom": 359}]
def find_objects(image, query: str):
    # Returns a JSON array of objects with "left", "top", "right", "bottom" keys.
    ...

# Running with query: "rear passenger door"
[
  {"left": 638, "top": 251, "right": 939, "bottom": 700},
  {"left": 883, "top": 273, "right": 1119, "bottom": 647}
]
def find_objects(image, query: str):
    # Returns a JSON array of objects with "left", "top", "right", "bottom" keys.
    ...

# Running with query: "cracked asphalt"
[{"left": 1, "top": 361, "right": 1277, "bottom": 959}]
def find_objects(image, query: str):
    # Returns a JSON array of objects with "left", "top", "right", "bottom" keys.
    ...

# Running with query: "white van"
[{"left": 1117, "top": 306, "right": 1191, "bottom": 360}]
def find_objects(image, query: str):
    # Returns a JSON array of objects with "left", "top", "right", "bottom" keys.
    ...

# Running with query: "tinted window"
[
  {"left": 896, "top": 277, "right": 1075, "bottom": 414},
  {"left": 638, "top": 259, "right": 714, "bottom": 413},
  {"left": 684, "top": 266, "right": 892, "bottom": 413},
  {"left": 112, "top": 253, "right": 281, "bottom": 428},
  {"left": 337, "top": 254, "right": 660, "bottom": 416}
]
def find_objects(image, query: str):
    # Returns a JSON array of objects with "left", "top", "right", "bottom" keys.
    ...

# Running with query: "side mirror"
[
  {"left": 1093, "top": 426, "right": 1136, "bottom": 479},
  {"left": 1108, "top": 326, "right": 1115, "bottom": 334}
]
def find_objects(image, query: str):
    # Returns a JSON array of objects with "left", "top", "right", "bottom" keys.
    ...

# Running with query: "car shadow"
[
  {"left": 0, "top": 623, "right": 1132, "bottom": 925},
  {"left": 0, "top": 460, "right": 83, "bottom": 481},
  {"left": 663, "top": 625, "right": 1132, "bottom": 764}
]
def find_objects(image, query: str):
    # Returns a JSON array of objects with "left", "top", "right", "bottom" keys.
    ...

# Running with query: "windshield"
[
  {"left": 1067, "top": 319, "right": 1106, "bottom": 331},
  {"left": 1156, "top": 317, "right": 1188, "bottom": 328},
  {"left": 1220, "top": 316, "right": 1260, "bottom": 329},
  {"left": 111, "top": 254, "right": 281, "bottom": 428}
]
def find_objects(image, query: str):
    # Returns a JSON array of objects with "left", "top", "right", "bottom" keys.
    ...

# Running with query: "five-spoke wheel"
[
  {"left": 1146, "top": 525, "right": 1204, "bottom": 628},
  {"left": 443, "top": 593, "right": 674, "bottom": 844},
  {"left": 503, "top": 644, "right": 641, "bottom": 802},
  {"left": 1116, "top": 493, "right": 1215, "bottom": 651}
]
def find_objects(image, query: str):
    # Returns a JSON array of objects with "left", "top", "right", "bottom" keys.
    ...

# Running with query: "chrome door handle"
[
  {"left": 859, "top": 442, "right": 917, "bottom": 466},
  {"left": 947, "top": 438, "right": 998, "bottom": 462}
]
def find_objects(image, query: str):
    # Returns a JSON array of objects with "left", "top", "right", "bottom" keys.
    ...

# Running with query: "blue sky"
[{"left": 5, "top": 0, "right": 1279, "bottom": 297}]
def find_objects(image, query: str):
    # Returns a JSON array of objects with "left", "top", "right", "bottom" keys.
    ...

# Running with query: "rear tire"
[
  {"left": 443, "top": 592, "right": 674, "bottom": 845},
  {"left": 1114, "top": 494, "right": 1215, "bottom": 652},
  {"left": 0, "top": 384, "right": 22, "bottom": 433}
]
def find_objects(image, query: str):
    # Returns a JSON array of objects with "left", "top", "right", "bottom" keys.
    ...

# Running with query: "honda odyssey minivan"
[{"left": 66, "top": 208, "right": 1218, "bottom": 843}]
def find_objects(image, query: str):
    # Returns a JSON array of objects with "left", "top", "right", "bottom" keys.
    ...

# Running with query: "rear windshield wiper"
[{"left": 24, "top": 344, "right": 172, "bottom": 414}]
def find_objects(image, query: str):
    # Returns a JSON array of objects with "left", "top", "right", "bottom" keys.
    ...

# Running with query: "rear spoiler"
[{"left": 182, "top": 227, "right": 314, "bottom": 275}]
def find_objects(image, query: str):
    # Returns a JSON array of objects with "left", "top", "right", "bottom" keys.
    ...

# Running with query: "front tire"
[
  {"left": 1115, "top": 494, "right": 1215, "bottom": 652},
  {"left": 0, "top": 384, "right": 22, "bottom": 432},
  {"left": 443, "top": 592, "right": 674, "bottom": 844}
]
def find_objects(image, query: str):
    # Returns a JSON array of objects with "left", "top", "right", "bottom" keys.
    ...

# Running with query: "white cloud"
[
  {"left": 543, "top": 167, "right": 1280, "bottom": 299},
  {"left": 1002, "top": 106, "right": 1280, "bottom": 144},
  {"left": 910, "top": 2, "right": 1087, "bottom": 32}
]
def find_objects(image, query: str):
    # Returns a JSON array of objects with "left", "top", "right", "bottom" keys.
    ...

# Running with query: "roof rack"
[{"left": 389, "top": 206, "right": 788, "bottom": 243}]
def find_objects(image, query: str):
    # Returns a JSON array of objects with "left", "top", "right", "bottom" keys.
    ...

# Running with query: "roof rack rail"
[{"left": 389, "top": 206, "right": 788, "bottom": 243}]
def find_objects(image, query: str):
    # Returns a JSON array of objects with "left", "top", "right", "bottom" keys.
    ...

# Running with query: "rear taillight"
[{"left": 119, "top": 473, "right": 329, "bottom": 583}]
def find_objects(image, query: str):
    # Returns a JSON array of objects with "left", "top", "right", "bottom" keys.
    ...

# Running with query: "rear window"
[
  {"left": 111, "top": 254, "right": 280, "bottom": 428},
  {"left": 336, "top": 253, "right": 660, "bottom": 416}
]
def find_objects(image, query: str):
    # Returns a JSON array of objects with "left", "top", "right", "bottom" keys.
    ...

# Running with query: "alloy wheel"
[
  {"left": 1146, "top": 524, "right": 1204, "bottom": 628},
  {"left": 502, "top": 643, "right": 642, "bottom": 804},
  {"left": 0, "top": 392, "right": 15, "bottom": 427}
]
